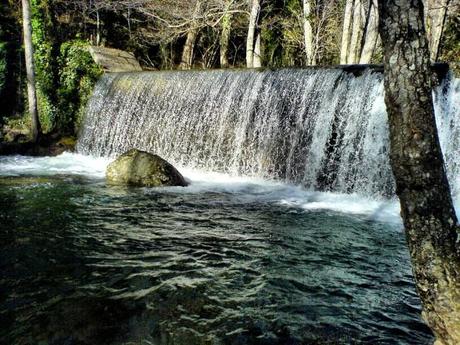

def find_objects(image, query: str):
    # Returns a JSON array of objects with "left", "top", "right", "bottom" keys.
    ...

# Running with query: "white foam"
[
  {"left": 1, "top": 154, "right": 459, "bottom": 226},
  {"left": 0, "top": 153, "right": 110, "bottom": 178},
  {"left": 158, "top": 166, "right": 405, "bottom": 224},
  {"left": 278, "top": 191, "right": 401, "bottom": 224}
]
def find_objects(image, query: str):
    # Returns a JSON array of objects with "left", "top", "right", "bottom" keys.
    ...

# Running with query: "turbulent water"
[
  {"left": 0, "top": 155, "right": 432, "bottom": 345},
  {"left": 78, "top": 68, "right": 460, "bottom": 198}
]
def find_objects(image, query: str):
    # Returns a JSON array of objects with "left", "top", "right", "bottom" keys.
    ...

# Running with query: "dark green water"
[{"left": 0, "top": 157, "right": 433, "bottom": 345}]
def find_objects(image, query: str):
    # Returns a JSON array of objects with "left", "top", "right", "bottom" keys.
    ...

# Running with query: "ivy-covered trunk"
[
  {"left": 31, "top": 0, "right": 58, "bottom": 133},
  {"left": 378, "top": 1, "right": 460, "bottom": 344},
  {"left": 22, "top": 0, "right": 41, "bottom": 142}
]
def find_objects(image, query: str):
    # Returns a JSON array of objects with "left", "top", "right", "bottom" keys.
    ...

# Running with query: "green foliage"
[
  {"left": 0, "top": 42, "right": 6, "bottom": 95},
  {"left": 36, "top": 87, "right": 56, "bottom": 131},
  {"left": 31, "top": 0, "right": 57, "bottom": 133},
  {"left": 28, "top": 1, "right": 102, "bottom": 135},
  {"left": 4, "top": 116, "right": 30, "bottom": 132},
  {"left": 261, "top": 27, "right": 284, "bottom": 67},
  {"left": 0, "top": 1, "right": 23, "bottom": 122},
  {"left": 281, "top": 0, "right": 304, "bottom": 66},
  {"left": 57, "top": 40, "right": 102, "bottom": 133}
]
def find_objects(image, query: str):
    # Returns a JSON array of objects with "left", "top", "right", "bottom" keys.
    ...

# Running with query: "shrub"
[{"left": 57, "top": 40, "right": 103, "bottom": 134}]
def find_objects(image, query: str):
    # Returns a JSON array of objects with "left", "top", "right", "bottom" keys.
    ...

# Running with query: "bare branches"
[{"left": 39, "top": 0, "right": 458, "bottom": 69}]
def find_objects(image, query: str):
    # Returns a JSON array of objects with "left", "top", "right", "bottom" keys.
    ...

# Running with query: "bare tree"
[
  {"left": 313, "top": 0, "right": 343, "bottom": 64},
  {"left": 112, "top": 0, "right": 247, "bottom": 68},
  {"left": 21, "top": 0, "right": 41, "bottom": 142},
  {"left": 246, "top": 0, "right": 260, "bottom": 68},
  {"left": 302, "top": 0, "right": 315, "bottom": 65},
  {"left": 253, "top": 31, "right": 261, "bottom": 67},
  {"left": 179, "top": 0, "right": 202, "bottom": 69},
  {"left": 347, "top": 0, "right": 365, "bottom": 63},
  {"left": 341, "top": 0, "right": 380, "bottom": 64},
  {"left": 359, "top": 0, "right": 379, "bottom": 64},
  {"left": 340, "top": 0, "right": 353, "bottom": 64},
  {"left": 425, "top": 0, "right": 451, "bottom": 61},
  {"left": 378, "top": 0, "right": 460, "bottom": 344},
  {"left": 220, "top": 6, "right": 232, "bottom": 68}
]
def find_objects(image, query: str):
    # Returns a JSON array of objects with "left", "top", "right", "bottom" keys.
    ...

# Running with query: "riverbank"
[{"left": 0, "top": 133, "right": 76, "bottom": 156}]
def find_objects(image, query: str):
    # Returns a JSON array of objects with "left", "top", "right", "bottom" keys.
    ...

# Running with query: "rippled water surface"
[{"left": 0, "top": 155, "right": 433, "bottom": 345}]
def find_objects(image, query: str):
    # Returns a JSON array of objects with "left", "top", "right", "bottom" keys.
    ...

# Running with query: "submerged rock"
[{"left": 106, "top": 149, "right": 188, "bottom": 187}]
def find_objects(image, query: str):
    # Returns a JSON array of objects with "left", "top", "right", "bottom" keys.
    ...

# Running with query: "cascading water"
[{"left": 77, "top": 68, "right": 460, "bottom": 198}]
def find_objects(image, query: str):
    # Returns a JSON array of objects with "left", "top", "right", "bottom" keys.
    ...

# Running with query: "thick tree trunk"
[
  {"left": 246, "top": 0, "right": 260, "bottom": 68},
  {"left": 220, "top": 10, "right": 232, "bottom": 68},
  {"left": 21, "top": 0, "right": 40, "bottom": 143},
  {"left": 347, "top": 0, "right": 365, "bottom": 64},
  {"left": 359, "top": 0, "right": 379, "bottom": 64},
  {"left": 303, "top": 0, "right": 316, "bottom": 65},
  {"left": 179, "top": 1, "right": 201, "bottom": 70},
  {"left": 340, "top": 0, "right": 354, "bottom": 64},
  {"left": 378, "top": 1, "right": 460, "bottom": 344}
]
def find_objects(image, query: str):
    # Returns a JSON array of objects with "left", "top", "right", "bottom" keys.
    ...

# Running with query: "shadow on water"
[{"left": 0, "top": 176, "right": 433, "bottom": 345}]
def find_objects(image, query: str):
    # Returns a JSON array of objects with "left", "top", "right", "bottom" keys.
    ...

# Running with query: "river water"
[{"left": 0, "top": 154, "right": 435, "bottom": 345}]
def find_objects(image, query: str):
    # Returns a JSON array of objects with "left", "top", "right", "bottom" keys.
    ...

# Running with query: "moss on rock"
[{"left": 106, "top": 149, "right": 188, "bottom": 187}]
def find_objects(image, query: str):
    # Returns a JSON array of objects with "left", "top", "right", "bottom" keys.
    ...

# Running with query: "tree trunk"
[
  {"left": 426, "top": 0, "right": 450, "bottom": 61},
  {"left": 21, "top": 0, "right": 40, "bottom": 143},
  {"left": 253, "top": 32, "right": 262, "bottom": 67},
  {"left": 359, "top": 0, "right": 379, "bottom": 64},
  {"left": 96, "top": 10, "right": 101, "bottom": 46},
  {"left": 179, "top": 29, "right": 198, "bottom": 70},
  {"left": 179, "top": 1, "right": 201, "bottom": 70},
  {"left": 246, "top": 0, "right": 260, "bottom": 68},
  {"left": 220, "top": 10, "right": 232, "bottom": 68},
  {"left": 303, "top": 0, "right": 316, "bottom": 65},
  {"left": 340, "top": 0, "right": 354, "bottom": 64},
  {"left": 378, "top": 1, "right": 460, "bottom": 344},
  {"left": 423, "top": 0, "right": 429, "bottom": 26},
  {"left": 348, "top": 0, "right": 365, "bottom": 63}
]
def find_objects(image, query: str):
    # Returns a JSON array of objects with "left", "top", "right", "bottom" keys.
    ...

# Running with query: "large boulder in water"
[{"left": 106, "top": 149, "right": 188, "bottom": 187}]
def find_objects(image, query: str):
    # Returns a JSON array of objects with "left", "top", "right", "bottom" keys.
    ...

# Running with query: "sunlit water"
[
  {"left": 79, "top": 70, "right": 460, "bottom": 199},
  {"left": 0, "top": 154, "right": 437, "bottom": 345}
]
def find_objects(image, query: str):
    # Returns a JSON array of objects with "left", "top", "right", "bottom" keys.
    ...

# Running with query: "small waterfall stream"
[{"left": 77, "top": 68, "right": 460, "bottom": 198}]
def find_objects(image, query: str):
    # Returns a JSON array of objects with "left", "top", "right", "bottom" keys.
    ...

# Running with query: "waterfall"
[{"left": 77, "top": 68, "right": 460, "bottom": 198}]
